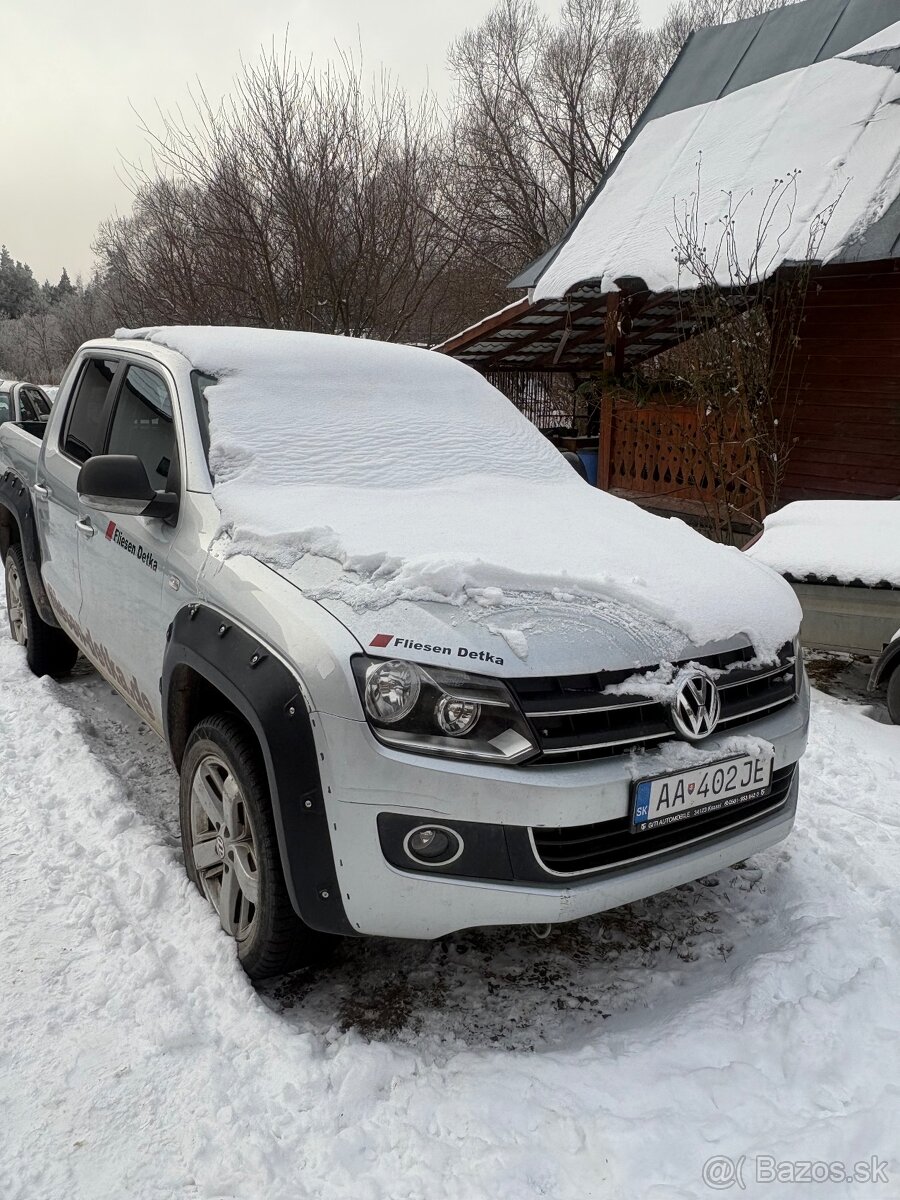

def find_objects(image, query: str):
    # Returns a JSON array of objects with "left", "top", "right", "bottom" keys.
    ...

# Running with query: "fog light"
[
  {"left": 434, "top": 694, "right": 481, "bottom": 736},
  {"left": 403, "top": 824, "right": 462, "bottom": 865}
]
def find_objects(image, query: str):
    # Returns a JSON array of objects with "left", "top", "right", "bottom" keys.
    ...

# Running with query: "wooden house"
[{"left": 435, "top": 0, "right": 900, "bottom": 529}]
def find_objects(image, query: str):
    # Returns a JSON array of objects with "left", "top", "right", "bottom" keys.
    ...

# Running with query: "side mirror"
[{"left": 77, "top": 454, "right": 179, "bottom": 523}]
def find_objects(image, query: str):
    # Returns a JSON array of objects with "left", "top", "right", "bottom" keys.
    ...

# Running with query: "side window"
[
  {"left": 63, "top": 358, "right": 119, "bottom": 463},
  {"left": 191, "top": 370, "right": 216, "bottom": 463},
  {"left": 18, "top": 390, "right": 38, "bottom": 421},
  {"left": 23, "top": 386, "right": 51, "bottom": 419},
  {"left": 0, "top": 392, "right": 10, "bottom": 425},
  {"left": 107, "top": 365, "right": 178, "bottom": 492}
]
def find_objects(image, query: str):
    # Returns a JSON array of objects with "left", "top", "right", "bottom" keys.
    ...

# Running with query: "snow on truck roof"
[{"left": 114, "top": 325, "right": 801, "bottom": 658}]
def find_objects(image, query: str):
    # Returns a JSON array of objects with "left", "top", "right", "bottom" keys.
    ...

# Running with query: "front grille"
[
  {"left": 531, "top": 764, "right": 797, "bottom": 876},
  {"left": 510, "top": 644, "right": 797, "bottom": 763}
]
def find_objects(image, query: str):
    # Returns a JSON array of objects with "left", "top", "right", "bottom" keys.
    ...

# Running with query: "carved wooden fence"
[{"left": 598, "top": 399, "right": 763, "bottom": 519}]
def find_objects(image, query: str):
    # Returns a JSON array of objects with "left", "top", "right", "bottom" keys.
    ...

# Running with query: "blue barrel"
[{"left": 577, "top": 449, "right": 598, "bottom": 486}]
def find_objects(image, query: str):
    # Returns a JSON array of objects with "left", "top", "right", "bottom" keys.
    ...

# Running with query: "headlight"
[
  {"left": 434, "top": 693, "right": 481, "bottom": 736},
  {"left": 364, "top": 659, "right": 421, "bottom": 723},
  {"left": 352, "top": 656, "right": 537, "bottom": 764}
]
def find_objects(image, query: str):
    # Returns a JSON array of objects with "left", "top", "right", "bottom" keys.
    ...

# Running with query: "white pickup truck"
[{"left": 0, "top": 326, "right": 809, "bottom": 980}]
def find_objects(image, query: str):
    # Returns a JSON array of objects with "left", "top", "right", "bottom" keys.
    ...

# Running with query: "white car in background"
[
  {"left": 746, "top": 500, "right": 900, "bottom": 722},
  {"left": 0, "top": 380, "right": 53, "bottom": 428}
]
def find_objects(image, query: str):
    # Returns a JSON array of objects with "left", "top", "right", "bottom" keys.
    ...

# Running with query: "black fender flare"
[
  {"left": 870, "top": 637, "right": 900, "bottom": 690},
  {"left": 0, "top": 468, "right": 59, "bottom": 627},
  {"left": 163, "top": 603, "right": 355, "bottom": 937}
]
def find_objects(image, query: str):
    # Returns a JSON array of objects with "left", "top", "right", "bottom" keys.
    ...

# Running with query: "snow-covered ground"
[{"left": 1, "top": 601, "right": 898, "bottom": 1198}]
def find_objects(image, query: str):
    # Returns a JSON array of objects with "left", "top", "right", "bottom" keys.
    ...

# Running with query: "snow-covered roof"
[
  {"left": 528, "top": 1, "right": 900, "bottom": 300},
  {"left": 746, "top": 500, "right": 900, "bottom": 588},
  {"left": 533, "top": 19, "right": 900, "bottom": 301}
]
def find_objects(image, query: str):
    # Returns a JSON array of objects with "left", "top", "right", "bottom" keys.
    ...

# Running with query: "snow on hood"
[
  {"left": 117, "top": 325, "right": 801, "bottom": 662},
  {"left": 534, "top": 25, "right": 900, "bottom": 300},
  {"left": 746, "top": 500, "right": 900, "bottom": 588}
]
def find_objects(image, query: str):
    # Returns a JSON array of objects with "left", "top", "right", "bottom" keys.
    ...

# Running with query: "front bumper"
[{"left": 313, "top": 676, "right": 809, "bottom": 939}]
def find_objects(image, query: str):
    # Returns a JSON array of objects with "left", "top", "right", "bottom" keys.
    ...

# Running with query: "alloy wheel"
[
  {"left": 5, "top": 559, "right": 26, "bottom": 647},
  {"left": 189, "top": 753, "right": 260, "bottom": 940}
]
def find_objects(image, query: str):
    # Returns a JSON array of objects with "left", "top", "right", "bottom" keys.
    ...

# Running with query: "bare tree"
[
  {"left": 0, "top": 279, "right": 115, "bottom": 382},
  {"left": 83, "top": 0, "right": 798, "bottom": 352},
  {"left": 95, "top": 45, "right": 474, "bottom": 344},
  {"left": 607, "top": 169, "right": 841, "bottom": 542},
  {"left": 448, "top": 0, "right": 657, "bottom": 278},
  {"left": 654, "top": 0, "right": 790, "bottom": 67}
]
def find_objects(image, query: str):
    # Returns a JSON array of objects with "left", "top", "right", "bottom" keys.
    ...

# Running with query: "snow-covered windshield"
[{"left": 115, "top": 326, "right": 801, "bottom": 658}]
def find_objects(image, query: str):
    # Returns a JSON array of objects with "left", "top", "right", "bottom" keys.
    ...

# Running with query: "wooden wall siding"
[
  {"left": 599, "top": 401, "right": 761, "bottom": 514},
  {"left": 776, "top": 263, "right": 900, "bottom": 501}
]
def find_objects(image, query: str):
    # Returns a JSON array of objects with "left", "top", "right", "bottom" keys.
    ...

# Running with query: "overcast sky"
[{"left": 4, "top": 0, "right": 669, "bottom": 284}]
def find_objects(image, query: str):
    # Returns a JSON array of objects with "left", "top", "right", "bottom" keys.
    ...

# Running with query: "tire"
[
  {"left": 887, "top": 667, "right": 900, "bottom": 725},
  {"left": 4, "top": 543, "right": 79, "bottom": 678},
  {"left": 180, "top": 713, "right": 331, "bottom": 980}
]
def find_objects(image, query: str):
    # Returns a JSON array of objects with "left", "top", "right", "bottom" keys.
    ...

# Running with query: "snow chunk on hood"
[
  {"left": 746, "top": 500, "right": 900, "bottom": 588},
  {"left": 116, "top": 325, "right": 800, "bottom": 659}
]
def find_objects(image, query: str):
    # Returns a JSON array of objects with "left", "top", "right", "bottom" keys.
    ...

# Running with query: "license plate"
[{"left": 631, "top": 753, "right": 773, "bottom": 833}]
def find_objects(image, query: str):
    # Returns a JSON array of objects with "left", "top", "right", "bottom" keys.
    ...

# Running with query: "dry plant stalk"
[{"left": 658, "top": 166, "right": 842, "bottom": 542}]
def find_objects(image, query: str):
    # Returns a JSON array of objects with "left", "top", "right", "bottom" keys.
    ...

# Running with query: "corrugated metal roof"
[{"left": 511, "top": 0, "right": 900, "bottom": 289}]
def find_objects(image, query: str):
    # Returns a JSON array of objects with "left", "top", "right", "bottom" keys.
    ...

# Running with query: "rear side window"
[
  {"left": 0, "top": 391, "right": 9, "bottom": 425},
  {"left": 22, "top": 386, "right": 51, "bottom": 418},
  {"left": 107, "top": 365, "right": 177, "bottom": 491},
  {"left": 62, "top": 358, "right": 119, "bottom": 463},
  {"left": 18, "top": 390, "right": 39, "bottom": 421}
]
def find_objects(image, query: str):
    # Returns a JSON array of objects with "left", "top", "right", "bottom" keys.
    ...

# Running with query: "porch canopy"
[{"left": 435, "top": 0, "right": 900, "bottom": 376}]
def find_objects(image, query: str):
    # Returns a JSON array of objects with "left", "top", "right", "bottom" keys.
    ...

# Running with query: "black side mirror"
[{"left": 77, "top": 454, "right": 179, "bottom": 523}]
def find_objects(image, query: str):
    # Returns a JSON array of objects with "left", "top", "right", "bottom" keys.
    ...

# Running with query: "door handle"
[
  {"left": 33, "top": 483, "right": 49, "bottom": 500},
  {"left": 76, "top": 517, "right": 95, "bottom": 538}
]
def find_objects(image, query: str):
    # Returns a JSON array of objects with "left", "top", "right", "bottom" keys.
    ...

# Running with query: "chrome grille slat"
[
  {"left": 510, "top": 644, "right": 797, "bottom": 764},
  {"left": 526, "top": 697, "right": 654, "bottom": 718},
  {"left": 717, "top": 659, "right": 796, "bottom": 689},
  {"left": 539, "top": 730, "right": 671, "bottom": 755}
]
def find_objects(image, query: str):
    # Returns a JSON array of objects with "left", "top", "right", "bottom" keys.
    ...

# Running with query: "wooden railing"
[{"left": 598, "top": 398, "right": 763, "bottom": 523}]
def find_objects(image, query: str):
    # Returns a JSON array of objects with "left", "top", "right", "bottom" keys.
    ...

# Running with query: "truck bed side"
[{"left": 0, "top": 422, "right": 42, "bottom": 485}]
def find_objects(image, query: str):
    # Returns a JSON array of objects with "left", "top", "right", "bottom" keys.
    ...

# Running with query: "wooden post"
[
  {"left": 604, "top": 292, "right": 626, "bottom": 376},
  {"left": 598, "top": 398, "right": 613, "bottom": 490},
  {"left": 597, "top": 292, "right": 626, "bottom": 489}
]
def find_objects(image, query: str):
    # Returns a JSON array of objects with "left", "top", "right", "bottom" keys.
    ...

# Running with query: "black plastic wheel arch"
[
  {"left": 163, "top": 603, "right": 355, "bottom": 937},
  {"left": 0, "top": 468, "right": 59, "bottom": 627}
]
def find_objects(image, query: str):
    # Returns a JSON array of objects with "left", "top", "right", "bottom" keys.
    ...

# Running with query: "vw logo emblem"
[{"left": 669, "top": 668, "right": 721, "bottom": 741}]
